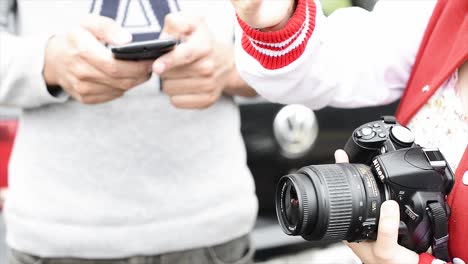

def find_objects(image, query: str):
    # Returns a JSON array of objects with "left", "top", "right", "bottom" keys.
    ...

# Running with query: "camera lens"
[
  {"left": 277, "top": 174, "right": 318, "bottom": 235},
  {"left": 285, "top": 184, "right": 299, "bottom": 226},
  {"left": 276, "top": 164, "right": 384, "bottom": 242}
]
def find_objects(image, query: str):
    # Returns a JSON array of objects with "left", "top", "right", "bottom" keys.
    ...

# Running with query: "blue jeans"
[{"left": 8, "top": 235, "right": 253, "bottom": 264}]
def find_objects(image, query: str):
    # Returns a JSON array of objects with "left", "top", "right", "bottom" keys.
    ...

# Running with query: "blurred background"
[{"left": 0, "top": 0, "right": 394, "bottom": 263}]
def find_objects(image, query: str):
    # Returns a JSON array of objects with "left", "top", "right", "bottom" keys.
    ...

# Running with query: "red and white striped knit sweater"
[{"left": 235, "top": 0, "right": 468, "bottom": 263}]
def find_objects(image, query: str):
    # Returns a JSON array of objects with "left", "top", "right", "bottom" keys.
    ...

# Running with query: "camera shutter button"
[
  {"left": 390, "top": 126, "right": 415, "bottom": 147},
  {"left": 361, "top": 127, "right": 373, "bottom": 136}
]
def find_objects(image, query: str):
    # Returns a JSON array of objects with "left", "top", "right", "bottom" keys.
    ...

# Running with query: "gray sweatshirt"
[{"left": 0, "top": 0, "right": 257, "bottom": 258}]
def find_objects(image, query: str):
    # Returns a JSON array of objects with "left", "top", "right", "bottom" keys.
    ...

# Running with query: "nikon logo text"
[{"left": 373, "top": 159, "right": 385, "bottom": 182}]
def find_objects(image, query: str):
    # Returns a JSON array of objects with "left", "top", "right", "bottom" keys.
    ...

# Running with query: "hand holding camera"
[
  {"left": 276, "top": 116, "right": 454, "bottom": 262},
  {"left": 43, "top": 15, "right": 153, "bottom": 104},
  {"left": 335, "top": 150, "right": 419, "bottom": 264}
]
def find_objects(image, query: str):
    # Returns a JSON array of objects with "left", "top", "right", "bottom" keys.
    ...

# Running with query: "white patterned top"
[{"left": 407, "top": 70, "right": 468, "bottom": 173}]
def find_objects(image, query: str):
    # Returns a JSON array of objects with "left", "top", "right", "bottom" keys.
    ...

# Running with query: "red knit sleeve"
[
  {"left": 236, "top": 0, "right": 316, "bottom": 70},
  {"left": 419, "top": 253, "right": 453, "bottom": 264},
  {"left": 419, "top": 253, "right": 437, "bottom": 264}
]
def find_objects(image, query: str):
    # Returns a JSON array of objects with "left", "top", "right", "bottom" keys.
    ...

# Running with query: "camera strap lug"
[{"left": 426, "top": 202, "right": 450, "bottom": 261}]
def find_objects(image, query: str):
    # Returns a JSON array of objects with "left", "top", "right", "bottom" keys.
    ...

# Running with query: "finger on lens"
[{"left": 334, "top": 149, "right": 350, "bottom": 163}]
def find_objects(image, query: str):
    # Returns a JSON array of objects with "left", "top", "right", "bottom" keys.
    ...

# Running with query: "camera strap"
[{"left": 427, "top": 202, "right": 450, "bottom": 261}]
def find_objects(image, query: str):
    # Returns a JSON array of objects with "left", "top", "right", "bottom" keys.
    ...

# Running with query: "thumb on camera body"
[{"left": 375, "top": 200, "right": 400, "bottom": 251}]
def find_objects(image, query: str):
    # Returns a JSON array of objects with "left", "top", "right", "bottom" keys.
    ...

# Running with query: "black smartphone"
[{"left": 111, "top": 38, "right": 177, "bottom": 60}]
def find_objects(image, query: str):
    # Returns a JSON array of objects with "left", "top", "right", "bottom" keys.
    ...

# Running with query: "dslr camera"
[{"left": 276, "top": 116, "right": 454, "bottom": 256}]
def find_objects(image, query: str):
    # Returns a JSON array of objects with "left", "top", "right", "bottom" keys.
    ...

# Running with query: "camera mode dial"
[{"left": 390, "top": 126, "right": 415, "bottom": 148}]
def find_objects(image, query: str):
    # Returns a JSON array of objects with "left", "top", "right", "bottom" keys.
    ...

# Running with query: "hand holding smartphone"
[{"left": 111, "top": 38, "right": 178, "bottom": 60}]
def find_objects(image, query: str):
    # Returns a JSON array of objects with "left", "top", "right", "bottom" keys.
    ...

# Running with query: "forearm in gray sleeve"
[{"left": 0, "top": 32, "right": 69, "bottom": 108}]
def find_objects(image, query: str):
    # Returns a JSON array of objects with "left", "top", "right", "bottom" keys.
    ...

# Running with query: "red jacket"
[{"left": 396, "top": 0, "right": 468, "bottom": 263}]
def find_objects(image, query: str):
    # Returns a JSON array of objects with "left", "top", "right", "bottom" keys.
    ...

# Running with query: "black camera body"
[{"left": 276, "top": 116, "right": 455, "bottom": 255}]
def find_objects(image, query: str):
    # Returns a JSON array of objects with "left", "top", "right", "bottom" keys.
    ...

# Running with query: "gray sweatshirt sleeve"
[{"left": 0, "top": 0, "right": 68, "bottom": 109}]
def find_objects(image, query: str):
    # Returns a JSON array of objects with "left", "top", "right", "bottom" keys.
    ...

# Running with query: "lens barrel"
[{"left": 276, "top": 164, "right": 383, "bottom": 242}]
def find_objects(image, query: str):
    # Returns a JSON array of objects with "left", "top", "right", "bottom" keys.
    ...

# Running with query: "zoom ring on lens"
[
  {"left": 320, "top": 165, "right": 353, "bottom": 240},
  {"left": 293, "top": 175, "right": 309, "bottom": 234}
]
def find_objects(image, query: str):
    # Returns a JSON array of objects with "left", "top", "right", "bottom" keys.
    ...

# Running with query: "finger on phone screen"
[
  {"left": 81, "top": 15, "right": 132, "bottom": 45},
  {"left": 154, "top": 27, "right": 209, "bottom": 74}
]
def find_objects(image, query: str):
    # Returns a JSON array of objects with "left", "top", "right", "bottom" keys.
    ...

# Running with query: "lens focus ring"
[{"left": 318, "top": 165, "right": 353, "bottom": 240}]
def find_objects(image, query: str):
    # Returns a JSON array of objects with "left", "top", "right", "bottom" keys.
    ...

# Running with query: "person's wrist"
[
  {"left": 223, "top": 64, "right": 239, "bottom": 95},
  {"left": 259, "top": 0, "right": 298, "bottom": 32},
  {"left": 223, "top": 65, "right": 257, "bottom": 97},
  {"left": 213, "top": 42, "right": 256, "bottom": 97},
  {"left": 43, "top": 35, "right": 60, "bottom": 86}
]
